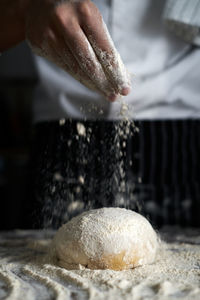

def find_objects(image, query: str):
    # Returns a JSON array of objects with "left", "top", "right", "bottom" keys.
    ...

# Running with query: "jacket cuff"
[{"left": 163, "top": 0, "right": 200, "bottom": 45}]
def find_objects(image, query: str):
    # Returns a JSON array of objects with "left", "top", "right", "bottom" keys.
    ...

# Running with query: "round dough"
[{"left": 52, "top": 207, "right": 158, "bottom": 271}]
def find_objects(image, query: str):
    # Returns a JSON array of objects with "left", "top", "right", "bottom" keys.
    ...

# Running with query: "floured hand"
[{"left": 26, "top": 0, "right": 131, "bottom": 101}]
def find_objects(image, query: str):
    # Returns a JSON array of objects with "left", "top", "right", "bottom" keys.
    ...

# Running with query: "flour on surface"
[{"left": 0, "top": 228, "right": 199, "bottom": 299}]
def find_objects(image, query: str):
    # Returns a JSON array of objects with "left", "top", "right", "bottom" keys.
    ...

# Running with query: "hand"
[{"left": 26, "top": 0, "right": 131, "bottom": 101}]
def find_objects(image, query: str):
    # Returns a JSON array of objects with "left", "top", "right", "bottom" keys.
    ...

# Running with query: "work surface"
[{"left": 0, "top": 228, "right": 200, "bottom": 300}]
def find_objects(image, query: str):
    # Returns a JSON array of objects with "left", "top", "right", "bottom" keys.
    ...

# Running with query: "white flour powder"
[{"left": 0, "top": 228, "right": 199, "bottom": 299}]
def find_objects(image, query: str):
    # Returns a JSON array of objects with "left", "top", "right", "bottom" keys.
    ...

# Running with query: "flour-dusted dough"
[{"left": 52, "top": 207, "right": 158, "bottom": 270}]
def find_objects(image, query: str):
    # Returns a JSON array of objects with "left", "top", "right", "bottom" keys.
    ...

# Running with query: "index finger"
[{"left": 79, "top": 1, "right": 131, "bottom": 96}]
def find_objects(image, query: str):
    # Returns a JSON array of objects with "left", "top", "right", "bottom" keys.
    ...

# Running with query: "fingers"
[
  {"left": 47, "top": 30, "right": 108, "bottom": 96},
  {"left": 26, "top": 0, "right": 130, "bottom": 101},
  {"left": 79, "top": 1, "right": 131, "bottom": 96},
  {"left": 54, "top": 16, "right": 117, "bottom": 100},
  {"left": 37, "top": 27, "right": 115, "bottom": 100}
]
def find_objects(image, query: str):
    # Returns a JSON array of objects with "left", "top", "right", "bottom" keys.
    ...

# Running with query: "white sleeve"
[{"left": 163, "top": 0, "right": 200, "bottom": 46}]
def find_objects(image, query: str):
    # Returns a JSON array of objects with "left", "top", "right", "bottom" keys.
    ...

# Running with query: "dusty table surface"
[{"left": 0, "top": 227, "right": 200, "bottom": 300}]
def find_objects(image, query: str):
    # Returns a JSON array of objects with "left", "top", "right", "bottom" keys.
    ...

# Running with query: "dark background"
[{"left": 0, "top": 43, "right": 37, "bottom": 229}]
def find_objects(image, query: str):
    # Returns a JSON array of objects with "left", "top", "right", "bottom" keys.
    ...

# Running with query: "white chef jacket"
[{"left": 33, "top": 0, "right": 200, "bottom": 122}]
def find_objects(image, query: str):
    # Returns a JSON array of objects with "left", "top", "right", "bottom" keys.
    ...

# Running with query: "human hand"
[{"left": 26, "top": 0, "right": 131, "bottom": 101}]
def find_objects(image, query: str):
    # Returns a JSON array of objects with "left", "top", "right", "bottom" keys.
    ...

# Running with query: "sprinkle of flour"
[{"left": 31, "top": 3, "right": 138, "bottom": 230}]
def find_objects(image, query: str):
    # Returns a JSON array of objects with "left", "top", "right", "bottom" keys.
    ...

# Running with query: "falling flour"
[
  {"left": 77, "top": 123, "right": 86, "bottom": 137},
  {"left": 30, "top": 0, "right": 136, "bottom": 228}
]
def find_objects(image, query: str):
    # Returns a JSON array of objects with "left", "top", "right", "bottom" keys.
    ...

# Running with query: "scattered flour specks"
[{"left": 77, "top": 123, "right": 86, "bottom": 137}]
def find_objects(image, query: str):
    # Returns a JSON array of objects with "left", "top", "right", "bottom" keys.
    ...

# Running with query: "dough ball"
[{"left": 52, "top": 207, "right": 158, "bottom": 271}]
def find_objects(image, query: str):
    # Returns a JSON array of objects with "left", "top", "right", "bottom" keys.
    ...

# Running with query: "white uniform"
[{"left": 33, "top": 0, "right": 200, "bottom": 122}]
